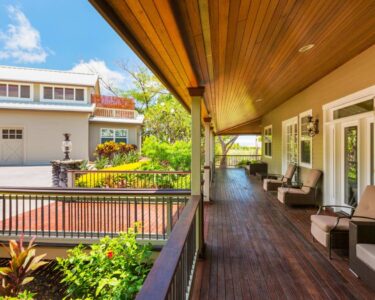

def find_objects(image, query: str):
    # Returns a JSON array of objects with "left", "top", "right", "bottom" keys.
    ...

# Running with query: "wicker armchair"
[
  {"left": 277, "top": 169, "right": 322, "bottom": 206},
  {"left": 263, "top": 164, "right": 297, "bottom": 192},
  {"left": 311, "top": 185, "right": 375, "bottom": 259},
  {"left": 349, "top": 219, "right": 375, "bottom": 291}
]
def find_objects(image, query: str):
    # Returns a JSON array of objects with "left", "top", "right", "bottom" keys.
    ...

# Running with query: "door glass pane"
[
  {"left": 344, "top": 126, "right": 358, "bottom": 206},
  {"left": 286, "top": 123, "right": 298, "bottom": 165},
  {"left": 371, "top": 123, "right": 374, "bottom": 185}
]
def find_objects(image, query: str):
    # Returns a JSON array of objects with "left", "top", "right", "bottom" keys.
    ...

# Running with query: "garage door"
[{"left": 0, "top": 128, "right": 24, "bottom": 165}]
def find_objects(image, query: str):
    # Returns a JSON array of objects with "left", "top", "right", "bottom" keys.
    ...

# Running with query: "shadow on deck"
[{"left": 192, "top": 168, "right": 374, "bottom": 299}]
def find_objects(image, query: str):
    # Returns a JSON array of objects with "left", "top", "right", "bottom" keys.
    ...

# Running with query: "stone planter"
[{"left": 51, "top": 160, "right": 83, "bottom": 188}]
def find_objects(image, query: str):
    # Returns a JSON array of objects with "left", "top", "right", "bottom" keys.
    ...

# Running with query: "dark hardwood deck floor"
[{"left": 192, "top": 169, "right": 375, "bottom": 300}]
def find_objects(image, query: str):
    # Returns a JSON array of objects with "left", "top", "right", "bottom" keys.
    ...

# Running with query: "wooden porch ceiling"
[{"left": 90, "top": 0, "right": 375, "bottom": 135}]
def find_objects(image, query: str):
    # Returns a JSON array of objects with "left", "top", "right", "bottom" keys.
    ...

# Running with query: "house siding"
[
  {"left": 261, "top": 45, "right": 375, "bottom": 186},
  {"left": 88, "top": 122, "right": 141, "bottom": 160},
  {"left": 0, "top": 109, "right": 90, "bottom": 165}
]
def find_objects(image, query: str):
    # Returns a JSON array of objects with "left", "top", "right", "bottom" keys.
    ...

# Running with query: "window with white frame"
[
  {"left": 42, "top": 86, "right": 85, "bottom": 102},
  {"left": 0, "top": 82, "right": 31, "bottom": 99},
  {"left": 299, "top": 110, "right": 312, "bottom": 167},
  {"left": 100, "top": 128, "right": 128, "bottom": 144},
  {"left": 264, "top": 125, "right": 272, "bottom": 157}
]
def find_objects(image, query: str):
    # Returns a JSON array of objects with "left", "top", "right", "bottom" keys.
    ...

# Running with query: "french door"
[{"left": 343, "top": 126, "right": 358, "bottom": 206}]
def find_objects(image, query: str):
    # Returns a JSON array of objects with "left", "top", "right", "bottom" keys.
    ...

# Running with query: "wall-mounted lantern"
[
  {"left": 307, "top": 116, "right": 319, "bottom": 137},
  {"left": 61, "top": 133, "right": 72, "bottom": 160}
]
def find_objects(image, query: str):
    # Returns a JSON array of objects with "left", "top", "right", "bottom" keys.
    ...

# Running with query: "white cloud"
[
  {"left": 0, "top": 5, "right": 49, "bottom": 63},
  {"left": 70, "top": 59, "right": 129, "bottom": 94}
]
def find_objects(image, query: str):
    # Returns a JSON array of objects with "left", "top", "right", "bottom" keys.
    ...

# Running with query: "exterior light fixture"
[
  {"left": 61, "top": 133, "right": 72, "bottom": 160},
  {"left": 307, "top": 116, "right": 319, "bottom": 137},
  {"left": 298, "top": 44, "right": 315, "bottom": 53}
]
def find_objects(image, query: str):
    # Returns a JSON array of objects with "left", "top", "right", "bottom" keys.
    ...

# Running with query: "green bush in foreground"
[{"left": 57, "top": 227, "right": 153, "bottom": 300}]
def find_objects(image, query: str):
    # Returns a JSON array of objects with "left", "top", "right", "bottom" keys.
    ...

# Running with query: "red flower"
[{"left": 107, "top": 251, "right": 114, "bottom": 259}]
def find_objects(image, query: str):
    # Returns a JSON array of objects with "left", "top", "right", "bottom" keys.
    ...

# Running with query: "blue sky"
[{"left": 0, "top": 0, "right": 141, "bottom": 90}]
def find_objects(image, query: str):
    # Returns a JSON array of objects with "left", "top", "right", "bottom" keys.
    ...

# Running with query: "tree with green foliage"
[
  {"left": 143, "top": 94, "right": 191, "bottom": 143},
  {"left": 217, "top": 136, "right": 239, "bottom": 167},
  {"left": 119, "top": 63, "right": 167, "bottom": 112}
]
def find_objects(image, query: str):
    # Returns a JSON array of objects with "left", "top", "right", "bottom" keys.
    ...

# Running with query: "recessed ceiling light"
[
  {"left": 255, "top": 98, "right": 263, "bottom": 103},
  {"left": 299, "top": 44, "right": 315, "bottom": 53}
]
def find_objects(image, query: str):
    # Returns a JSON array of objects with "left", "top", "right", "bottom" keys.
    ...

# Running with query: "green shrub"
[
  {"left": 142, "top": 136, "right": 191, "bottom": 170},
  {"left": 111, "top": 153, "right": 127, "bottom": 167},
  {"left": 95, "top": 156, "right": 110, "bottom": 170},
  {"left": 57, "top": 227, "right": 152, "bottom": 300},
  {"left": 79, "top": 160, "right": 89, "bottom": 170}
]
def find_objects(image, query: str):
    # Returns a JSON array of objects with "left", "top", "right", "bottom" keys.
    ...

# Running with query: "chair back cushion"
[
  {"left": 301, "top": 169, "right": 322, "bottom": 193},
  {"left": 284, "top": 164, "right": 297, "bottom": 180},
  {"left": 354, "top": 185, "right": 375, "bottom": 219}
]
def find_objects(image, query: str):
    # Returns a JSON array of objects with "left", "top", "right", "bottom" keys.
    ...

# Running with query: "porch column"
[
  {"left": 189, "top": 87, "right": 204, "bottom": 196},
  {"left": 203, "top": 118, "right": 212, "bottom": 202},
  {"left": 188, "top": 86, "right": 205, "bottom": 258},
  {"left": 210, "top": 127, "right": 215, "bottom": 172}
]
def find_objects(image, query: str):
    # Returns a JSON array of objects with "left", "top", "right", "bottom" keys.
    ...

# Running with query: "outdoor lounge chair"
[
  {"left": 349, "top": 219, "right": 375, "bottom": 291},
  {"left": 263, "top": 164, "right": 297, "bottom": 191},
  {"left": 310, "top": 185, "right": 375, "bottom": 259},
  {"left": 277, "top": 169, "right": 322, "bottom": 206}
]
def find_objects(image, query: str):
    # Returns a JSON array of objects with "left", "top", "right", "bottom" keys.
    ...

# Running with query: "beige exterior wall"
[
  {"left": 261, "top": 45, "right": 375, "bottom": 184},
  {"left": 89, "top": 122, "right": 141, "bottom": 160},
  {"left": 0, "top": 109, "right": 90, "bottom": 165}
]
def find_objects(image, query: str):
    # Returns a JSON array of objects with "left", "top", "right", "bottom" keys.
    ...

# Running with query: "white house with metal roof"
[{"left": 0, "top": 65, "right": 143, "bottom": 165}]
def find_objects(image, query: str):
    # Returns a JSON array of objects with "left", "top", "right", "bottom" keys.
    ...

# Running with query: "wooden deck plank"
[{"left": 192, "top": 169, "right": 374, "bottom": 299}]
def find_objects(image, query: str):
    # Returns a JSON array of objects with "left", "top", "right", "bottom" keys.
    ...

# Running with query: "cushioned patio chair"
[
  {"left": 263, "top": 164, "right": 297, "bottom": 191},
  {"left": 349, "top": 219, "right": 375, "bottom": 291},
  {"left": 311, "top": 185, "right": 375, "bottom": 259},
  {"left": 277, "top": 169, "right": 322, "bottom": 206}
]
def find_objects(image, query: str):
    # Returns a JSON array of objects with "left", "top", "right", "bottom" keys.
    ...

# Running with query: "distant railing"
[
  {"left": 136, "top": 195, "right": 201, "bottom": 300},
  {"left": 0, "top": 188, "right": 190, "bottom": 244},
  {"left": 91, "top": 94, "right": 135, "bottom": 110},
  {"left": 94, "top": 107, "right": 138, "bottom": 119},
  {"left": 215, "top": 154, "right": 262, "bottom": 168},
  {"left": 67, "top": 170, "right": 191, "bottom": 190}
]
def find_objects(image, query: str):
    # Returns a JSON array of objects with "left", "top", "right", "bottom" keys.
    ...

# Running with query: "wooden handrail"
[
  {"left": 67, "top": 170, "right": 191, "bottom": 175},
  {"left": 136, "top": 195, "right": 200, "bottom": 300},
  {"left": 0, "top": 187, "right": 191, "bottom": 196}
]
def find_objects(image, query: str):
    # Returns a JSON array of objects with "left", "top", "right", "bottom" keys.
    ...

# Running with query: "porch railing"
[
  {"left": 67, "top": 170, "right": 191, "bottom": 190},
  {"left": 215, "top": 154, "right": 262, "bottom": 168},
  {"left": 91, "top": 94, "right": 135, "bottom": 110},
  {"left": 0, "top": 188, "right": 189, "bottom": 245},
  {"left": 93, "top": 107, "right": 138, "bottom": 119},
  {"left": 136, "top": 195, "right": 201, "bottom": 300}
]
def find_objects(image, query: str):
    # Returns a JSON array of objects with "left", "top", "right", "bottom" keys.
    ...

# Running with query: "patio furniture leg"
[{"left": 329, "top": 234, "right": 332, "bottom": 259}]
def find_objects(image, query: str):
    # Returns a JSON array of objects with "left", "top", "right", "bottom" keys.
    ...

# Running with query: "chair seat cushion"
[
  {"left": 310, "top": 215, "right": 350, "bottom": 232},
  {"left": 356, "top": 244, "right": 375, "bottom": 271},
  {"left": 263, "top": 179, "right": 282, "bottom": 191},
  {"left": 278, "top": 187, "right": 307, "bottom": 195}
]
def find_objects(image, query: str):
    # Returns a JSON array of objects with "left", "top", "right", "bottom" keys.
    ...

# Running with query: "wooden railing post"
[{"left": 166, "top": 199, "right": 173, "bottom": 236}]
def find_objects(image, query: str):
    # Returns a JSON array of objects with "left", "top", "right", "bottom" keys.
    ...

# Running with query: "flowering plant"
[{"left": 57, "top": 225, "right": 152, "bottom": 299}]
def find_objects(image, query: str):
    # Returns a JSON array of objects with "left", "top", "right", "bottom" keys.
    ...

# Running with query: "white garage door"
[{"left": 0, "top": 128, "right": 24, "bottom": 165}]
